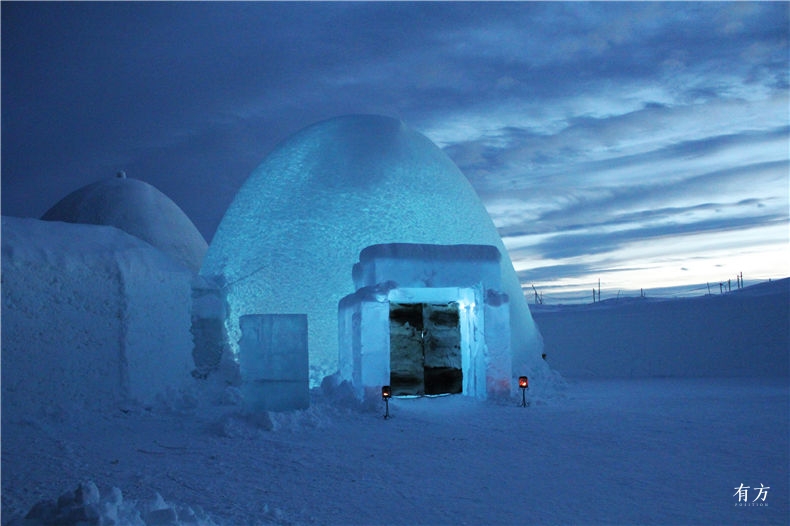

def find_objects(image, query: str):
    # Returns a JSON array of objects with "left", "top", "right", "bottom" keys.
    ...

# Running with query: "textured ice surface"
[
  {"left": 238, "top": 314, "right": 309, "bottom": 411},
  {"left": 201, "top": 115, "right": 545, "bottom": 385},
  {"left": 353, "top": 242, "right": 503, "bottom": 290},
  {"left": 42, "top": 175, "right": 207, "bottom": 272}
]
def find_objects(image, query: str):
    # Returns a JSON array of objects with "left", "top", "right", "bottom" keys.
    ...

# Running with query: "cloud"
[
  {"left": 525, "top": 212, "right": 786, "bottom": 261},
  {"left": 517, "top": 262, "right": 635, "bottom": 286},
  {"left": 2, "top": 2, "right": 787, "bottom": 297}
]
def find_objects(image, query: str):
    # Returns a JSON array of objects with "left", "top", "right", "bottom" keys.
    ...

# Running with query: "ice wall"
[
  {"left": 239, "top": 314, "right": 309, "bottom": 411},
  {"left": 201, "top": 115, "right": 546, "bottom": 386},
  {"left": 1, "top": 217, "right": 195, "bottom": 415}
]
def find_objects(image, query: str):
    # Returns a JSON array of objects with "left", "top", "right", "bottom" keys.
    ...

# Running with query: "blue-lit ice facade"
[
  {"left": 339, "top": 243, "right": 512, "bottom": 400},
  {"left": 200, "top": 114, "right": 545, "bottom": 390},
  {"left": 239, "top": 314, "right": 309, "bottom": 411}
]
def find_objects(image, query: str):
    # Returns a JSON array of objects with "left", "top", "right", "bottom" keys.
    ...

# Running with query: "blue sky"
[{"left": 2, "top": 2, "right": 788, "bottom": 301}]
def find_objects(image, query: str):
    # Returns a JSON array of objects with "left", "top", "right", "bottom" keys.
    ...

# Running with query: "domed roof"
[
  {"left": 42, "top": 173, "right": 207, "bottom": 272},
  {"left": 202, "top": 114, "right": 543, "bottom": 383}
]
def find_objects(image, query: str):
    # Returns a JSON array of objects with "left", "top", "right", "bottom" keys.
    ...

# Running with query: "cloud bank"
[{"left": 2, "top": 2, "right": 787, "bottom": 300}]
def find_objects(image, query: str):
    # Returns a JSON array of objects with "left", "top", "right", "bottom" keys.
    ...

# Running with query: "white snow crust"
[{"left": 2, "top": 377, "right": 787, "bottom": 525}]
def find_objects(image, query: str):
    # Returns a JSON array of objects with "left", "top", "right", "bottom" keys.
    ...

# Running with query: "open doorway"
[{"left": 389, "top": 302, "right": 462, "bottom": 396}]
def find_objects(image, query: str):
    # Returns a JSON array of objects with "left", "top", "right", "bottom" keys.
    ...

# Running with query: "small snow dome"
[
  {"left": 42, "top": 175, "right": 207, "bottom": 272},
  {"left": 201, "top": 114, "right": 545, "bottom": 387}
]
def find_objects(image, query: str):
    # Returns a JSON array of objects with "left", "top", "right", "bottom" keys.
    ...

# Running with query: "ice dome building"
[
  {"left": 201, "top": 115, "right": 547, "bottom": 402},
  {"left": 41, "top": 172, "right": 207, "bottom": 272}
]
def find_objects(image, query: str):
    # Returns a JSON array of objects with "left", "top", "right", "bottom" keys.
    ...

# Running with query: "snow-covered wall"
[
  {"left": 1, "top": 217, "right": 195, "bottom": 415},
  {"left": 530, "top": 279, "right": 790, "bottom": 378}
]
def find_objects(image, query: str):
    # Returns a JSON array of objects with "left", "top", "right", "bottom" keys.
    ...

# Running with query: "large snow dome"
[
  {"left": 202, "top": 115, "right": 545, "bottom": 386},
  {"left": 42, "top": 173, "right": 207, "bottom": 272}
]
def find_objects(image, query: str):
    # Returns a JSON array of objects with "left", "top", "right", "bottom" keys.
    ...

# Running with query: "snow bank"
[
  {"left": 9, "top": 481, "right": 217, "bottom": 526},
  {"left": 530, "top": 278, "right": 790, "bottom": 378},
  {"left": 1, "top": 217, "right": 195, "bottom": 415}
]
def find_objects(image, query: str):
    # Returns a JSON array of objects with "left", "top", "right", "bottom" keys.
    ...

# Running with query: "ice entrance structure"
[
  {"left": 200, "top": 114, "right": 546, "bottom": 398},
  {"left": 339, "top": 244, "right": 511, "bottom": 400}
]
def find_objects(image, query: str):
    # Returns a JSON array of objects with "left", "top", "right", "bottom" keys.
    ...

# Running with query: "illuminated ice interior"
[
  {"left": 338, "top": 243, "right": 512, "bottom": 400},
  {"left": 200, "top": 114, "right": 546, "bottom": 387}
]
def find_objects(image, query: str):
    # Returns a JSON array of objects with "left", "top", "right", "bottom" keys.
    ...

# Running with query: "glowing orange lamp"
[
  {"left": 518, "top": 376, "right": 529, "bottom": 407},
  {"left": 382, "top": 385, "right": 392, "bottom": 419}
]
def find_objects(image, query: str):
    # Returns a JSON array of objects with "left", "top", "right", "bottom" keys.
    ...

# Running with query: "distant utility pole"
[{"left": 531, "top": 284, "right": 543, "bottom": 305}]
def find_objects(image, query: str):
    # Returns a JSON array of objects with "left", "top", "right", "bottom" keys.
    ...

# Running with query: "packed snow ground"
[{"left": 2, "top": 376, "right": 787, "bottom": 525}]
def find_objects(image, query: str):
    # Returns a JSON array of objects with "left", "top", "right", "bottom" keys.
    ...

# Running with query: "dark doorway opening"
[{"left": 389, "top": 302, "right": 462, "bottom": 396}]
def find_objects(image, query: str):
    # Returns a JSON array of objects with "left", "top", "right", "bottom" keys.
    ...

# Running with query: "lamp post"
[
  {"left": 518, "top": 376, "right": 529, "bottom": 407},
  {"left": 382, "top": 385, "right": 392, "bottom": 419}
]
